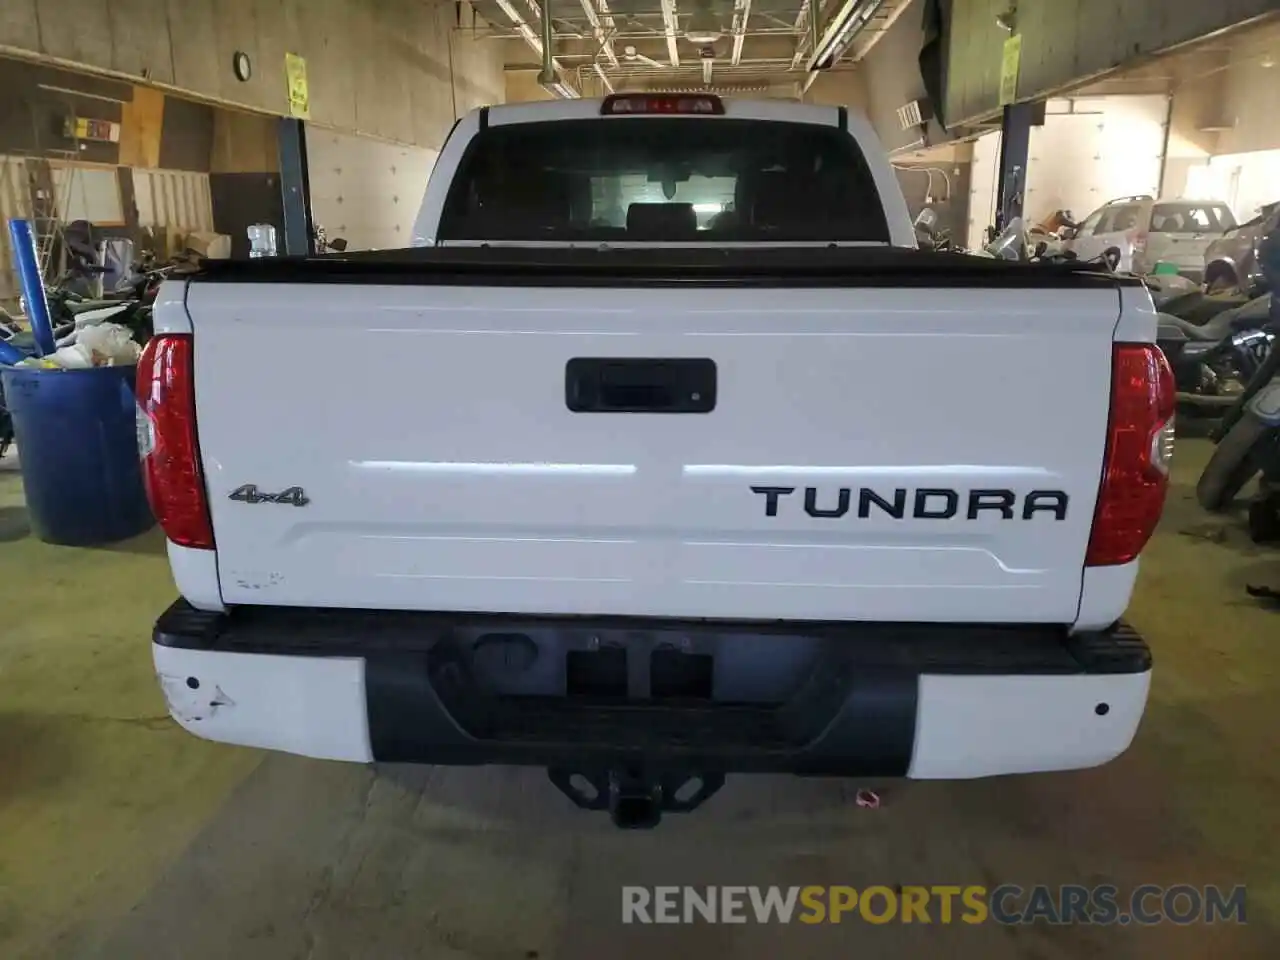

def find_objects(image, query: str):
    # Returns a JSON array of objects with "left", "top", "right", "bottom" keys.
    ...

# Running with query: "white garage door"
[
  {"left": 1024, "top": 96, "right": 1168, "bottom": 226},
  {"left": 306, "top": 130, "right": 439, "bottom": 251},
  {"left": 967, "top": 131, "right": 1002, "bottom": 252}
]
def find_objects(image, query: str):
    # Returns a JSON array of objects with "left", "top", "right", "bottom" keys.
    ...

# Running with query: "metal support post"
[
  {"left": 994, "top": 100, "right": 1035, "bottom": 237},
  {"left": 277, "top": 118, "right": 314, "bottom": 256}
]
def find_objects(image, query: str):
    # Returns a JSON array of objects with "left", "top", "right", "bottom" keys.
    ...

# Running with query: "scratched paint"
[{"left": 157, "top": 673, "right": 235, "bottom": 722}]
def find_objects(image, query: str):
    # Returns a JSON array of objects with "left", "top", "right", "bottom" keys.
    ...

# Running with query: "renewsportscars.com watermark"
[{"left": 622, "top": 885, "right": 1247, "bottom": 926}]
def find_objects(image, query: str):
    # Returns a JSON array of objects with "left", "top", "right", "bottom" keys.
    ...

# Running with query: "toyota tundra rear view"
[{"left": 139, "top": 96, "right": 1173, "bottom": 828}]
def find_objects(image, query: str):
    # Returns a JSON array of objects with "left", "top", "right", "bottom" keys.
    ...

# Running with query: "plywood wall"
[
  {"left": 211, "top": 110, "right": 280, "bottom": 174},
  {"left": 119, "top": 86, "right": 166, "bottom": 168}
]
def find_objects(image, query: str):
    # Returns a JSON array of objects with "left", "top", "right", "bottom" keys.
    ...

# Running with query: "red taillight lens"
[
  {"left": 136, "top": 334, "right": 214, "bottom": 549},
  {"left": 1085, "top": 343, "right": 1175, "bottom": 566}
]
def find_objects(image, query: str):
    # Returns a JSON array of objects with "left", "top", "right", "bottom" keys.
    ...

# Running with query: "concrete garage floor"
[{"left": 1, "top": 439, "right": 1278, "bottom": 959}]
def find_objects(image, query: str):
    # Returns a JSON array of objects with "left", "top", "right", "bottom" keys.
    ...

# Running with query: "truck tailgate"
[{"left": 184, "top": 279, "right": 1121, "bottom": 623}]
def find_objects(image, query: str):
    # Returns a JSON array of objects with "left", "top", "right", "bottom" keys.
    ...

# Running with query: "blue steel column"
[
  {"left": 994, "top": 101, "right": 1035, "bottom": 234},
  {"left": 277, "top": 118, "right": 314, "bottom": 256},
  {"left": 8, "top": 219, "right": 55, "bottom": 356}
]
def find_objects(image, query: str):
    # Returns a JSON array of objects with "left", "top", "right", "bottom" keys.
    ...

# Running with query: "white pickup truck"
[{"left": 142, "top": 95, "right": 1172, "bottom": 828}]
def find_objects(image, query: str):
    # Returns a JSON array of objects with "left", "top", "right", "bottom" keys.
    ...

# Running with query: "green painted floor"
[{"left": 0, "top": 440, "right": 1277, "bottom": 959}]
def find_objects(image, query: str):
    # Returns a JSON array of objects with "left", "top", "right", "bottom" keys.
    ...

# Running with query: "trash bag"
[{"left": 75, "top": 322, "right": 143, "bottom": 366}]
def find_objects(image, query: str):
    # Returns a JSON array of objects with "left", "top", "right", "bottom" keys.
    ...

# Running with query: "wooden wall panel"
[
  {"left": 35, "top": 0, "right": 114, "bottom": 68},
  {"left": 253, "top": 0, "right": 292, "bottom": 114},
  {"left": 165, "top": 0, "right": 222, "bottom": 95},
  {"left": 209, "top": 108, "right": 277, "bottom": 175},
  {"left": 210, "top": 109, "right": 279, "bottom": 174},
  {"left": 0, "top": 59, "right": 126, "bottom": 164},
  {"left": 349, "top": 0, "right": 384, "bottom": 137},
  {"left": 109, "top": 0, "right": 176, "bottom": 84},
  {"left": 0, "top": 0, "right": 41, "bottom": 50},
  {"left": 213, "top": 0, "right": 272, "bottom": 111},
  {"left": 302, "top": 0, "right": 358, "bottom": 133},
  {"left": 118, "top": 84, "right": 165, "bottom": 168},
  {"left": 412, "top": 3, "right": 457, "bottom": 145}
]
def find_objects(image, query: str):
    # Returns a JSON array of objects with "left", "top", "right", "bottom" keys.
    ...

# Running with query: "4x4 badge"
[{"left": 228, "top": 484, "right": 310, "bottom": 507}]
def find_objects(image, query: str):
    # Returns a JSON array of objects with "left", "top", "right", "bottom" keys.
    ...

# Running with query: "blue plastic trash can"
[{"left": 0, "top": 364, "right": 155, "bottom": 546}]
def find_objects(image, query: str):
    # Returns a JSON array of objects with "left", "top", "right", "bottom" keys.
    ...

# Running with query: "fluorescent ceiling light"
[
  {"left": 807, "top": 0, "right": 888, "bottom": 72},
  {"left": 542, "top": 79, "right": 581, "bottom": 99}
]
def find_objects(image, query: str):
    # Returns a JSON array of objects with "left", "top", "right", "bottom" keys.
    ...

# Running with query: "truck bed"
[{"left": 166, "top": 249, "right": 1137, "bottom": 625}]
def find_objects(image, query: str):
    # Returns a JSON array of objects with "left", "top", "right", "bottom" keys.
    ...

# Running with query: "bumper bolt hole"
[
  {"left": 186, "top": 677, "right": 200, "bottom": 690},
  {"left": 1095, "top": 702, "right": 1110, "bottom": 716}
]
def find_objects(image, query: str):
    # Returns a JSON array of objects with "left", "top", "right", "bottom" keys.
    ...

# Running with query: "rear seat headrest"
[{"left": 750, "top": 172, "right": 810, "bottom": 229}]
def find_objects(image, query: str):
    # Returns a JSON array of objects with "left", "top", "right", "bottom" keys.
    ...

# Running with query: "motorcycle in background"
[
  {"left": 1027, "top": 209, "right": 1077, "bottom": 259},
  {"left": 313, "top": 222, "right": 350, "bottom": 254},
  {"left": 979, "top": 217, "right": 1080, "bottom": 264},
  {"left": 1196, "top": 224, "right": 1280, "bottom": 537},
  {"left": 1159, "top": 294, "right": 1277, "bottom": 410},
  {"left": 913, "top": 208, "right": 953, "bottom": 252}
]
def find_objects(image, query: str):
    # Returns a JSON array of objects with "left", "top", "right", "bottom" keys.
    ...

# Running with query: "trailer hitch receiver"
[{"left": 548, "top": 767, "right": 725, "bottom": 828}]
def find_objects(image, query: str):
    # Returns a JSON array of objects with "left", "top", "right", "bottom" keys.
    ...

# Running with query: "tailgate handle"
[{"left": 566, "top": 358, "right": 716, "bottom": 413}]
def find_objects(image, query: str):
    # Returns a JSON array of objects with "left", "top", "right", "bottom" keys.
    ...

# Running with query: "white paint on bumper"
[
  {"left": 906, "top": 670, "right": 1150, "bottom": 778},
  {"left": 153, "top": 644, "right": 373, "bottom": 762}
]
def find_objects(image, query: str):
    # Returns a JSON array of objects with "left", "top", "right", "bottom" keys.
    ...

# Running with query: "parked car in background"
[
  {"left": 1203, "top": 200, "right": 1280, "bottom": 295},
  {"left": 1066, "top": 195, "right": 1237, "bottom": 279}
]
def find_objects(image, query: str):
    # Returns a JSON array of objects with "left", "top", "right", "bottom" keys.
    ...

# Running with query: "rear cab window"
[
  {"left": 438, "top": 117, "right": 890, "bottom": 243},
  {"left": 1149, "top": 202, "right": 1236, "bottom": 233}
]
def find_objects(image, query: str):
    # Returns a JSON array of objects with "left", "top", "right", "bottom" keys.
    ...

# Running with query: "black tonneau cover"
[{"left": 192, "top": 246, "right": 1141, "bottom": 289}]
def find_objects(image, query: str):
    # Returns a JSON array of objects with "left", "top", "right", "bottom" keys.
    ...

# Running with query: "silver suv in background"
[
  {"left": 1066, "top": 195, "right": 1237, "bottom": 279},
  {"left": 1203, "top": 201, "right": 1280, "bottom": 294}
]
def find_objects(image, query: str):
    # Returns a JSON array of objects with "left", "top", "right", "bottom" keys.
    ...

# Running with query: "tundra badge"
[
  {"left": 751, "top": 485, "right": 1068, "bottom": 520},
  {"left": 228, "top": 484, "right": 310, "bottom": 507}
]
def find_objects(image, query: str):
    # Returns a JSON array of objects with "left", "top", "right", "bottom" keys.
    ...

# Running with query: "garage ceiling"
[{"left": 476, "top": 0, "right": 915, "bottom": 94}]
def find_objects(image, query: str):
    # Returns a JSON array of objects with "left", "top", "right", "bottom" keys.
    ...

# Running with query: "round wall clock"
[{"left": 233, "top": 51, "right": 252, "bottom": 82}]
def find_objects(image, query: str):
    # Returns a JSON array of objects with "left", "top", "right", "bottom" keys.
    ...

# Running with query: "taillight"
[
  {"left": 600, "top": 94, "right": 725, "bottom": 115},
  {"left": 136, "top": 334, "right": 214, "bottom": 549},
  {"left": 1085, "top": 343, "right": 1175, "bottom": 566}
]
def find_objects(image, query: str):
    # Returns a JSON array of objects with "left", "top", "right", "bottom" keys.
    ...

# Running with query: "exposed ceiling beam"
[
  {"left": 789, "top": 0, "right": 812, "bottom": 69},
  {"left": 578, "top": 0, "right": 619, "bottom": 68},
  {"left": 494, "top": 0, "right": 544, "bottom": 57},
  {"left": 491, "top": 25, "right": 797, "bottom": 45},
  {"left": 659, "top": 0, "right": 681, "bottom": 66},
  {"left": 849, "top": 0, "right": 915, "bottom": 60},
  {"left": 517, "top": 34, "right": 798, "bottom": 61},
  {"left": 593, "top": 61, "right": 615, "bottom": 92},
  {"left": 506, "top": 34, "right": 804, "bottom": 68},
  {"left": 497, "top": 0, "right": 595, "bottom": 93},
  {"left": 731, "top": 0, "right": 753, "bottom": 66}
]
